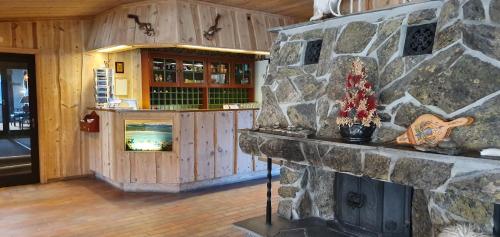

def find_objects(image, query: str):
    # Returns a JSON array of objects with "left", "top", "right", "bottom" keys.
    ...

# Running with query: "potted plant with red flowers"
[{"left": 336, "top": 58, "right": 381, "bottom": 143}]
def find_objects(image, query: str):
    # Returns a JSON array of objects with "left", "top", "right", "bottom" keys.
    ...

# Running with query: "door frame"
[{"left": 0, "top": 52, "right": 40, "bottom": 187}]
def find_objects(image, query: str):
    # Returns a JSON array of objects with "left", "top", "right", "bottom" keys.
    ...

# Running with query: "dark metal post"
[
  {"left": 266, "top": 157, "right": 272, "bottom": 225},
  {"left": 494, "top": 204, "right": 500, "bottom": 237}
]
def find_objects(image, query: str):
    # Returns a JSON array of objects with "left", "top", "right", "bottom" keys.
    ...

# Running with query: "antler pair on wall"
[
  {"left": 128, "top": 14, "right": 155, "bottom": 36},
  {"left": 203, "top": 14, "right": 222, "bottom": 41},
  {"left": 127, "top": 13, "right": 222, "bottom": 40}
]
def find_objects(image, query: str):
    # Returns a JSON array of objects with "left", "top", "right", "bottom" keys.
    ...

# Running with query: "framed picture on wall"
[{"left": 115, "top": 62, "right": 124, "bottom": 73}]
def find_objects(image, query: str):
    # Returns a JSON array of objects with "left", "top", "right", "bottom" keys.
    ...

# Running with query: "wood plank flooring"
[{"left": 0, "top": 178, "right": 279, "bottom": 237}]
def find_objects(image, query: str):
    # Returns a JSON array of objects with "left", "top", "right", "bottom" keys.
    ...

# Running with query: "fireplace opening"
[{"left": 329, "top": 173, "right": 413, "bottom": 237}]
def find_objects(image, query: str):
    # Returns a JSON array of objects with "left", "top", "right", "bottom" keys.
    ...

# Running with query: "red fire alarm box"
[{"left": 80, "top": 111, "right": 99, "bottom": 132}]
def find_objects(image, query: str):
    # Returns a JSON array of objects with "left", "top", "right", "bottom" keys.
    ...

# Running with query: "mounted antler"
[
  {"left": 128, "top": 14, "right": 155, "bottom": 37},
  {"left": 203, "top": 14, "right": 222, "bottom": 41}
]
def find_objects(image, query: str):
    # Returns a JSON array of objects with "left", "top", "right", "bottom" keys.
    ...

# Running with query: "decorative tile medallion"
[
  {"left": 403, "top": 23, "right": 437, "bottom": 56},
  {"left": 304, "top": 40, "right": 323, "bottom": 65}
]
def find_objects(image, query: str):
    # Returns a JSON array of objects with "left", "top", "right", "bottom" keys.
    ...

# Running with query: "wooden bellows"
[{"left": 396, "top": 114, "right": 474, "bottom": 146}]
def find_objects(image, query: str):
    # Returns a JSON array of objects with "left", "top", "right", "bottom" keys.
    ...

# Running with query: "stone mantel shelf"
[
  {"left": 240, "top": 129, "right": 498, "bottom": 164},
  {"left": 239, "top": 129, "right": 500, "bottom": 203}
]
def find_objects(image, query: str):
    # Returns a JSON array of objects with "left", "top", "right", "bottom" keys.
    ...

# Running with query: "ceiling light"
[{"left": 96, "top": 45, "right": 133, "bottom": 53}]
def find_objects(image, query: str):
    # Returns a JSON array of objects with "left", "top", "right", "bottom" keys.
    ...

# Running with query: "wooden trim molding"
[{"left": 0, "top": 47, "right": 39, "bottom": 54}]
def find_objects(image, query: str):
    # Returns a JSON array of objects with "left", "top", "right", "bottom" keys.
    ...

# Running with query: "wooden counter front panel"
[
  {"left": 113, "top": 112, "right": 131, "bottom": 183},
  {"left": 86, "top": 109, "right": 259, "bottom": 187},
  {"left": 131, "top": 153, "right": 157, "bottom": 184},
  {"left": 178, "top": 113, "right": 195, "bottom": 183},
  {"left": 195, "top": 112, "right": 216, "bottom": 181},
  {"left": 215, "top": 112, "right": 235, "bottom": 178}
]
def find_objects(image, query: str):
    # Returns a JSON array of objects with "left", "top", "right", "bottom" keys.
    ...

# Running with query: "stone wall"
[
  {"left": 258, "top": 0, "right": 500, "bottom": 151},
  {"left": 239, "top": 130, "right": 500, "bottom": 236}
]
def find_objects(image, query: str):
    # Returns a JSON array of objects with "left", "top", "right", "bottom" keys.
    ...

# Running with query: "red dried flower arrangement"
[{"left": 336, "top": 58, "right": 381, "bottom": 127}]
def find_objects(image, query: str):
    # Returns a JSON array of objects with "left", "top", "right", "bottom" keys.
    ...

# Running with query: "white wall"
[{"left": 254, "top": 59, "right": 269, "bottom": 104}]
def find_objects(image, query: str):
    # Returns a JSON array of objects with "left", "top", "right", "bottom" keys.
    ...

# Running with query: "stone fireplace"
[{"left": 239, "top": 0, "right": 500, "bottom": 236}]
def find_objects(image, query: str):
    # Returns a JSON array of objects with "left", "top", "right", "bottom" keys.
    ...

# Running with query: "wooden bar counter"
[{"left": 82, "top": 108, "right": 276, "bottom": 192}]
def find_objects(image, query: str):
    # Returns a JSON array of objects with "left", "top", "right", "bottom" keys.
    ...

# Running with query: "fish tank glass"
[{"left": 125, "top": 120, "right": 173, "bottom": 151}]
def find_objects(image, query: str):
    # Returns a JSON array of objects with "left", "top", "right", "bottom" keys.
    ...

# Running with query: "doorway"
[{"left": 0, "top": 53, "right": 39, "bottom": 187}]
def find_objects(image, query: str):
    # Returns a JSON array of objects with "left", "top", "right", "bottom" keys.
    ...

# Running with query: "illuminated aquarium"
[{"left": 125, "top": 120, "right": 173, "bottom": 151}]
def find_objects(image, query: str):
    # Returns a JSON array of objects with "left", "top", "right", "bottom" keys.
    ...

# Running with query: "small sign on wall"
[
  {"left": 115, "top": 79, "right": 128, "bottom": 96},
  {"left": 115, "top": 61, "right": 125, "bottom": 73}
]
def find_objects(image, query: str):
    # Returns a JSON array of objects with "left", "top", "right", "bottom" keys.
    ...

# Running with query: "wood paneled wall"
[
  {"left": 0, "top": 19, "right": 102, "bottom": 183},
  {"left": 108, "top": 49, "right": 143, "bottom": 105},
  {"left": 86, "top": 0, "right": 295, "bottom": 52}
]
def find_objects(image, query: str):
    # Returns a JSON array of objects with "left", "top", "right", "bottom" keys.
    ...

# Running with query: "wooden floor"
[{"left": 0, "top": 177, "right": 279, "bottom": 237}]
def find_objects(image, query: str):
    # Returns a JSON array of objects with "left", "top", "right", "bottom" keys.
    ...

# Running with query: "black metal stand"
[{"left": 266, "top": 157, "right": 272, "bottom": 225}]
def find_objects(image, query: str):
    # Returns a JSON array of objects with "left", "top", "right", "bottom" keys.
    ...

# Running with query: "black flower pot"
[{"left": 339, "top": 123, "right": 376, "bottom": 143}]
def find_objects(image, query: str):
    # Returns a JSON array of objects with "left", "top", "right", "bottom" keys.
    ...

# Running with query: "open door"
[{"left": 0, "top": 53, "right": 39, "bottom": 187}]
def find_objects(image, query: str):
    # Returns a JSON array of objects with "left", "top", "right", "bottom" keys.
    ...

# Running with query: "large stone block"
[
  {"left": 307, "top": 167, "right": 335, "bottom": 220},
  {"left": 296, "top": 191, "right": 313, "bottom": 218},
  {"left": 289, "top": 28, "right": 324, "bottom": 41},
  {"left": 257, "top": 86, "right": 289, "bottom": 128},
  {"left": 259, "top": 139, "right": 305, "bottom": 162},
  {"left": 368, "top": 17, "right": 404, "bottom": 54},
  {"left": 437, "top": 0, "right": 459, "bottom": 29},
  {"left": 434, "top": 20, "right": 463, "bottom": 51},
  {"left": 335, "top": 22, "right": 377, "bottom": 54},
  {"left": 432, "top": 192, "right": 493, "bottom": 226},
  {"left": 238, "top": 133, "right": 261, "bottom": 156},
  {"left": 278, "top": 199, "right": 293, "bottom": 219},
  {"left": 404, "top": 55, "right": 429, "bottom": 72},
  {"left": 280, "top": 166, "right": 304, "bottom": 185},
  {"left": 379, "top": 43, "right": 465, "bottom": 107},
  {"left": 302, "top": 142, "right": 322, "bottom": 166},
  {"left": 411, "top": 54, "right": 500, "bottom": 113},
  {"left": 278, "top": 186, "right": 300, "bottom": 198},
  {"left": 463, "top": 0, "right": 485, "bottom": 21},
  {"left": 447, "top": 169, "right": 500, "bottom": 203},
  {"left": 317, "top": 117, "right": 342, "bottom": 139},
  {"left": 275, "top": 78, "right": 301, "bottom": 103},
  {"left": 463, "top": 24, "right": 500, "bottom": 61},
  {"left": 491, "top": 0, "right": 500, "bottom": 23},
  {"left": 316, "top": 103, "right": 342, "bottom": 139},
  {"left": 287, "top": 103, "right": 317, "bottom": 131},
  {"left": 373, "top": 125, "right": 404, "bottom": 143},
  {"left": 391, "top": 158, "right": 453, "bottom": 189},
  {"left": 379, "top": 57, "right": 404, "bottom": 89},
  {"left": 323, "top": 146, "right": 362, "bottom": 175},
  {"left": 408, "top": 8, "right": 437, "bottom": 25},
  {"left": 277, "top": 66, "right": 306, "bottom": 78},
  {"left": 317, "top": 27, "right": 338, "bottom": 77},
  {"left": 412, "top": 189, "right": 433, "bottom": 237},
  {"left": 363, "top": 153, "right": 391, "bottom": 180},
  {"left": 394, "top": 103, "right": 433, "bottom": 128},
  {"left": 451, "top": 95, "right": 500, "bottom": 150},
  {"left": 292, "top": 74, "right": 325, "bottom": 101},
  {"left": 277, "top": 42, "right": 303, "bottom": 66},
  {"left": 377, "top": 30, "right": 400, "bottom": 68}
]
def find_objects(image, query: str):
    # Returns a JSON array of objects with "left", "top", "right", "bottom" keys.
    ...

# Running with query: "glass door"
[
  {"left": 182, "top": 60, "right": 205, "bottom": 84},
  {"left": 234, "top": 63, "right": 252, "bottom": 86},
  {"left": 0, "top": 53, "right": 39, "bottom": 187}
]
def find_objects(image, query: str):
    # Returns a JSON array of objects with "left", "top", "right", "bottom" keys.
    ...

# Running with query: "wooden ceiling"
[
  {"left": 201, "top": 0, "right": 313, "bottom": 21},
  {"left": 0, "top": 0, "right": 312, "bottom": 21}
]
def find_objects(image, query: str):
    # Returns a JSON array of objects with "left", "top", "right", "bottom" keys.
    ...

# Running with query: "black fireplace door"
[{"left": 335, "top": 173, "right": 412, "bottom": 237}]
